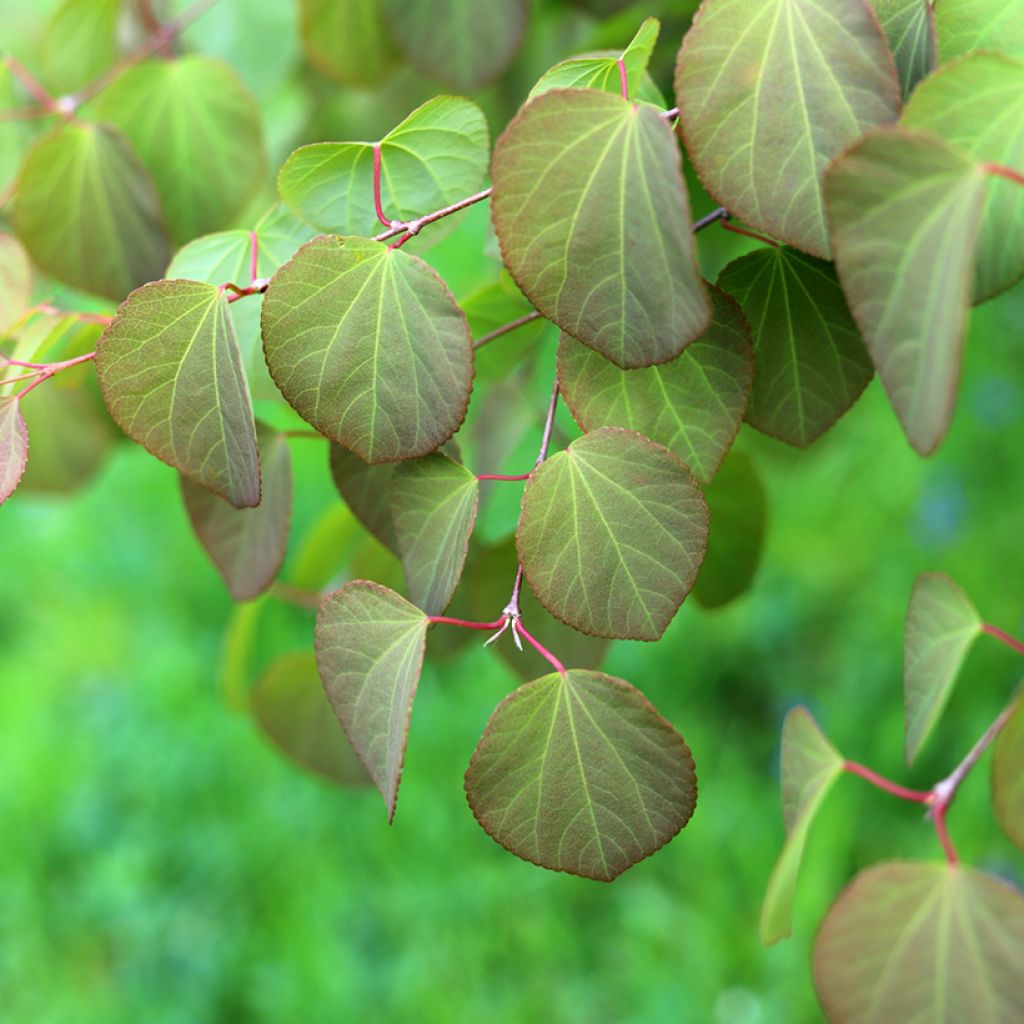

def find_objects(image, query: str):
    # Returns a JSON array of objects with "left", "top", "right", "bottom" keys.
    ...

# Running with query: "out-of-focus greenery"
[{"left": 1, "top": 1, "right": 1022, "bottom": 1022}]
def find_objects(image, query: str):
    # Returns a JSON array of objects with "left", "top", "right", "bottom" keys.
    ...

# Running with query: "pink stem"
[
  {"left": 515, "top": 620, "right": 566, "bottom": 676},
  {"left": 982, "top": 623, "right": 1024, "bottom": 655},
  {"left": 843, "top": 761, "right": 932, "bottom": 803},
  {"left": 616, "top": 58, "right": 628, "bottom": 99},
  {"left": 373, "top": 188, "right": 491, "bottom": 244},
  {"left": 35, "top": 303, "right": 112, "bottom": 325},
  {"left": 721, "top": 220, "right": 778, "bottom": 248},
  {"left": 477, "top": 472, "right": 531, "bottom": 482},
  {"left": 221, "top": 280, "right": 269, "bottom": 303},
  {"left": 388, "top": 232, "right": 415, "bottom": 251},
  {"left": 428, "top": 615, "right": 506, "bottom": 632},
  {"left": 5, "top": 56, "right": 55, "bottom": 110},
  {"left": 931, "top": 805, "right": 958, "bottom": 865},
  {"left": 982, "top": 162, "right": 1024, "bottom": 188},
  {"left": 248, "top": 230, "right": 259, "bottom": 284},
  {"left": 661, "top": 106, "right": 679, "bottom": 120},
  {"left": 472, "top": 310, "right": 542, "bottom": 350},
  {"left": 372, "top": 143, "right": 390, "bottom": 228}
]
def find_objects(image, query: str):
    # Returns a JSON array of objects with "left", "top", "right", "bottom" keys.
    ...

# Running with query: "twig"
[
  {"left": 472, "top": 310, "right": 542, "bottom": 350},
  {"left": 982, "top": 622, "right": 1024, "bottom": 656},
  {"left": 373, "top": 188, "right": 492, "bottom": 244}
]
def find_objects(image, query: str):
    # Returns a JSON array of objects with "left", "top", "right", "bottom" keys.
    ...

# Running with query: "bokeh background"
[{"left": 1, "top": 1, "right": 1022, "bottom": 1021}]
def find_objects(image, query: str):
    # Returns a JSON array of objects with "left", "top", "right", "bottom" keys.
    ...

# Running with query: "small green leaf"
[
  {"left": 329, "top": 444, "right": 400, "bottom": 554},
  {"left": 491, "top": 88, "right": 710, "bottom": 369},
  {"left": 14, "top": 122, "right": 169, "bottom": 301},
  {"left": 674, "top": 0, "right": 900, "bottom": 258},
  {"left": 0, "top": 397, "right": 28, "bottom": 506},
  {"left": 813, "top": 862, "right": 1024, "bottom": 1023},
  {"left": 993, "top": 693, "right": 1024, "bottom": 852},
  {"left": 903, "top": 572, "right": 982, "bottom": 764},
  {"left": 97, "top": 279, "right": 260, "bottom": 508},
  {"left": 261, "top": 236, "right": 473, "bottom": 463},
  {"left": 760, "top": 707, "right": 843, "bottom": 944},
  {"left": 935, "top": 0, "right": 1024, "bottom": 61},
  {"left": 517, "top": 427, "right": 709, "bottom": 641},
  {"left": 298, "top": 0, "right": 397, "bottom": 86},
  {"left": 465, "top": 669, "right": 697, "bottom": 881},
  {"left": 825, "top": 128, "right": 989, "bottom": 455},
  {"left": 717, "top": 246, "right": 873, "bottom": 448},
  {"left": 867, "top": 0, "right": 937, "bottom": 99},
  {"left": 0, "top": 233, "right": 32, "bottom": 335},
  {"left": 314, "top": 580, "right": 430, "bottom": 820},
  {"left": 557, "top": 286, "right": 752, "bottom": 484},
  {"left": 40, "top": 0, "right": 120, "bottom": 95}
]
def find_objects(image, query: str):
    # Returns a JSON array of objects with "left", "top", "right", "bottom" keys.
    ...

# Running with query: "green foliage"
[
  {"left": 0, "top": 233, "right": 31, "bottom": 333},
  {"left": 297, "top": 0, "right": 397, "bottom": 86},
  {"left": 934, "top": 0, "right": 1024, "bottom": 61},
  {"left": 992, "top": 695, "right": 1024, "bottom": 852},
  {"left": 867, "top": 0, "right": 937, "bottom": 99},
  {"left": 0, "top": 395, "right": 27, "bottom": 504}
]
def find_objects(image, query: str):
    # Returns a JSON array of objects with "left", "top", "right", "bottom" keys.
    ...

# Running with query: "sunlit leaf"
[
  {"left": 675, "top": 0, "right": 900, "bottom": 258},
  {"left": 867, "top": 0, "right": 937, "bottom": 99},
  {"left": 465, "top": 669, "right": 697, "bottom": 880},
  {"left": 0, "top": 397, "right": 28, "bottom": 506},
  {"left": 760, "top": 707, "right": 843, "bottom": 944},
  {"left": 97, "top": 278, "right": 260, "bottom": 508},
  {"left": 314, "top": 580, "right": 429, "bottom": 820},
  {"left": 14, "top": 122, "right": 169, "bottom": 301},
  {"left": 0, "top": 233, "right": 32, "bottom": 334},
  {"left": 40, "top": 0, "right": 120, "bottom": 95},
  {"left": 813, "top": 861, "right": 1024, "bottom": 1023},
  {"left": 992, "top": 693, "right": 1024, "bottom": 852},
  {"left": 903, "top": 572, "right": 982, "bottom": 764},
  {"left": 934, "top": 0, "right": 1024, "bottom": 61},
  {"left": 518, "top": 427, "right": 708, "bottom": 641},
  {"left": 825, "top": 128, "right": 988, "bottom": 455},
  {"left": 298, "top": 0, "right": 397, "bottom": 86},
  {"left": 491, "top": 88, "right": 710, "bottom": 369},
  {"left": 717, "top": 246, "right": 873, "bottom": 448},
  {"left": 261, "top": 235, "right": 473, "bottom": 463},
  {"left": 557, "top": 286, "right": 752, "bottom": 484}
]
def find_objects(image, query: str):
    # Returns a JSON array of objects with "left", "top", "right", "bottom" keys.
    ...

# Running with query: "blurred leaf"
[
  {"left": 903, "top": 572, "right": 982, "bottom": 765},
  {"left": 298, "top": 0, "right": 397, "bottom": 86},
  {"left": 314, "top": 580, "right": 429, "bottom": 820},
  {"left": 717, "top": 246, "right": 873, "bottom": 448},
  {"left": 813, "top": 861, "right": 1024, "bottom": 1023},
  {"left": 328, "top": 444, "right": 399, "bottom": 554},
  {"left": 465, "top": 669, "right": 697, "bottom": 880},
  {"left": 934, "top": 0, "right": 1024, "bottom": 60},
  {"left": 0, "top": 396, "right": 28, "bottom": 505},
  {"left": 221, "top": 597, "right": 268, "bottom": 710},
  {"left": 760, "top": 707, "right": 843, "bottom": 944},
  {"left": 290, "top": 503, "right": 361, "bottom": 591},
  {"left": 14, "top": 122, "right": 169, "bottom": 301},
  {"left": 558, "top": 286, "right": 752, "bottom": 484},
  {"left": 992, "top": 693, "right": 1024, "bottom": 852},
  {"left": 39, "top": 0, "right": 120, "bottom": 95},
  {"left": 0, "top": 233, "right": 32, "bottom": 334},
  {"left": 492, "top": 89, "right": 709, "bottom": 369},
  {"left": 867, "top": 0, "right": 937, "bottom": 99},
  {"left": 97, "top": 279, "right": 260, "bottom": 507},
  {"left": 0, "top": 64, "right": 31, "bottom": 194},
  {"left": 675, "top": 0, "right": 900, "bottom": 258}
]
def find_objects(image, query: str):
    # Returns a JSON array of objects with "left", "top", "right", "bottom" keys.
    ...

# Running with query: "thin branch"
[
  {"left": 10, "top": 350, "right": 97, "bottom": 399},
  {"left": 720, "top": 219, "right": 778, "bottom": 248},
  {"left": 372, "top": 188, "right": 492, "bottom": 244},
  {"left": 692, "top": 207, "right": 729, "bottom": 232},
  {"left": 515, "top": 620, "right": 566, "bottom": 676},
  {"left": 843, "top": 761, "right": 931, "bottom": 803},
  {"left": 477, "top": 472, "right": 532, "bottom": 482},
  {"left": 931, "top": 701, "right": 1017, "bottom": 808},
  {"left": 4, "top": 56, "right": 56, "bottom": 110},
  {"left": 472, "top": 310, "right": 542, "bottom": 350},
  {"left": 982, "top": 162, "right": 1024, "bottom": 188},
  {"left": 982, "top": 622, "right": 1024, "bottom": 656}
]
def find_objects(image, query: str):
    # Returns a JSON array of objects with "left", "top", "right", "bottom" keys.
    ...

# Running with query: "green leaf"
[
  {"left": 760, "top": 707, "right": 843, "bottom": 944},
  {"left": 0, "top": 397, "right": 28, "bottom": 506},
  {"left": 674, "top": 0, "right": 900, "bottom": 258},
  {"left": 329, "top": 444, "right": 400, "bottom": 554},
  {"left": 250, "top": 650, "right": 372, "bottom": 787},
  {"left": 993, "top": 694, "right": 1024, "bottom": 852},
  {"left": 935, "top": 0, "right": 1024, "bottom": 61},
  {"left": 182, "top": 430, "right": 292, "bottom": 601},
  {"left": 902, "top": 52, "right": 1024, "bottom": 302},
  {"left": 557, "top": 286, "right": 752, "bottom": 485},
  {"left": 91, "top": 56, "right": 265, "bottom": 244},
  {"left": 381, "top": 0, "right": 528, "bottom": 90},
  {"left": 825, "top": 128, "right": 989, "bottom": 455},
  {"left": 903, "top": 572, "right": 982, "bottom": 764},
  {"left": 96, "top": 278, "right": 260, "bottom": 508},
  {"left": 813, "top": 862, "right": 1024, "bottom": 1023},
  {"left": 517, "top": 427, "right": 708, "bottom": 641},
  {"left": 40, "top": 0, "right": 120, "bottom": 95},
  {"left": 390, "top": 453, "right": 479, "bottom": 616},
  {"left": 314, "top": 580, "right": 430, "bottom": 820},
  {"left": 465, "top": 670, "right": 697, "bottom": 881},
  {"left": 0, "top": 233, "right": 32, "bottom": 335},
  {"left": 297, "top": 0, "right": 398, "bottom": 86},
  {"left": 693, "top": 453, "right": 767, "bottom": 610},
  {"left": 0, "top": 65, "right": 31, "bottom": 195},
  {"left": 717, "top": 246, "right": 873, "bottom": 448},
  {"left": 278, "top": 96, "right": 489, "bottom": 238},
  {"left": 867, "top": 0, "right": 937, "bottom": 99},
  {"left": 261, "top": 235, "right": 473, "bottom": 463},
  {"left": 14, "top": 122, "right": 169, "bottom": 301}
]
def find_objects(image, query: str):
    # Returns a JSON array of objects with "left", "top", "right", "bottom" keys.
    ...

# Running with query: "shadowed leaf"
[
  {"left": 993, "top": 693, "right": 1024, "bottom": 852},
  {"left": 934, "top": 0, "right": 1024, "bottom": 61},
  {"left": 0, "top": 233, "right": 32, "bottom": 334},
  {"left": 329, "top": 444, "right": 400, "bottom": 554},
  {"left": 298, "top": 0, "right": 397, "bottom": 86},
  {"left": 0, "top": 397, "right": 28, "bottom": 506},
  {"left": 867, "top": 0, "right": 937, "bottom": 99}
]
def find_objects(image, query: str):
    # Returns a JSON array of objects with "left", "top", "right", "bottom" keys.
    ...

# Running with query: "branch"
[
  {"left": 3, "top": 350, "right": 98, "bottom": 399},
  {"left": 373, "top": 188, "right": 492, "bottom": 245},
  {"left": 982, "top": 622, "right": 1024, "bottom": 656},
  {"left": 472, "top": 310, "right": 542, "bottom": 350}
]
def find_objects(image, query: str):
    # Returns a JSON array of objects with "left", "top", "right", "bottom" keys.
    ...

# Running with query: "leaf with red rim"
[
  {"left": 0, "top": 397, "right": 28, "bottom": 506},
  {"left": 992, "top": 693, "right": 1024, "bottom": 852}
]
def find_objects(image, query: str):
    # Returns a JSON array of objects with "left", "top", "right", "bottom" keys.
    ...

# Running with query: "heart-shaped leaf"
[
  {"left": 465, "top": 669, "right": 697, "bottom": 880},
  {"left": 329, "top": 444, "right": 400, "bottom": 554},
  {"left": 491, "top": 88, "right": 710, "bottom": 369},
  {"left": 814, "top": 862, "right": 1024, "bottom": 1023},
  {"left": 297, "top": 0, "right": 397, "bottom": 86},
  {"left": 674, "top": 0, "right": 900, "bottom": 258},
  {"left": 314, "top": 581, "right": 430, "bottom": 820},
  {"left": 0, "top": 233, "right": 32, "bottom": 334},
  {"left": 40, "top": 0, "right": 120, "bottom": 95},
  {"left": 557, "top": 286, "right": 752, "bottom": 485},
  {"left": 903, "top": 572, "right": 982, "bottom": 764},
  {"left": 760, "top": 707, "right": 844, "bottom": 944},
  {"left": 935, "top": 0, "right": 1024, "bottom": 61},
  {"left": 517, "top": 427, "right": 709, "bottom": 641},
  {"left": 867, "top": 0, "right": 937, "bottom": 99},
  {"left": 97, "top": 278, "right": 260, "bottom": 508},
  {"left": 993, "top": 694, "right": 1024, "bottom": 852},
  {"left": 717, "top": 246, "right": 873, "bottom": 447},
  {"left": 0, "top": 397, "right": 28, "bottom": 506},
  {"left": 261, "top": 235, "right": 473, "bottom": 463}
]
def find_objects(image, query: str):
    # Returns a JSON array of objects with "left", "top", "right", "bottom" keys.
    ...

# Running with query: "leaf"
[
  {"left": 381, "top": 0, "right": 528, "bottom": 90},
  {"left": 261, "top": 235, "right": 473, "bottom": 463},
  {"left": 902, "top": 52, "right": 1024, "bottom": 302},
  {"left": 329, "top": 444, "right": 399, "bottom": 553},
  {"left": 825, "top": 128, "right": 989, "bottom": 455},
  {"left": 693, "top": 453, "right": 767, "bottom": 609},
  {"left": 716, "top": 246, "right": 873, "bottom": 447},
  {"left": 517, "top": 427, "right": 709, "bottom": 641},
  {"left": 557, "top": 286, "right": 752, "bottom": 484},
  {"left": 491, "top": 88, "right": 710, "bottom": 369},
  {"left": 0, "top": 233, "right": 32, "bottom": 335},
  {"left": 40, "top": 0, "right": 120, "bottom": 95},
  {"left": 992, "top": 694, "right": 1024, "bottom": 852},
  {"left": 0, "top": 65, "right": 31, "bottom": 195},
  {"left": 760, "top": 707, "right": 844, "bottom": 944},
  {"left": 278, "top": 96, "right": 489, "bottom": 238},
  {"left": 0, "top": 397, "right": 28, "bottom": 506},
  {"left": 314, "top": 580, "right": 430, "bottom": 820},
  {"left": 96, "top": 279, "right": 260, "bottom": 508},
  {"left": 813, "top": 861, "right": 1024, "bottom": 1023},
  {"left": 390, "top": 453, "right": 479, "bottom": 616},
  {"left": 298, "top": 0, "right": 398, "bottom": 86},
  {"left": 91, "top": 56, "right": 265, "bottom": 244},
  {"left": 674, "top": 0, "right": 900, "bottom": 259},
  {"left": 14, "top": 122, "right": 169, "bottom": 301},
  {"left": 250, "top": 651, "right": 372, "bottom": 787},
  {"left": 182, "top": 430, "right": 292, "bottom": 600},
  {"left": 934, "top": 0, "right": 1024, "bottom": 61},
  {"left": 903, "top": 572, "right": 982, "bottom": 764},
  {"left": 465, "top": 670, "right": 697, "bottom": 881},
  {"left": 867, "top": 0, "right": 937, "bottom": 99}
]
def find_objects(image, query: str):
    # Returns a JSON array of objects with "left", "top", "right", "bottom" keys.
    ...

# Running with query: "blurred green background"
[{"left": 1, "top": 1, "right": 1022, "bottom": 1022}]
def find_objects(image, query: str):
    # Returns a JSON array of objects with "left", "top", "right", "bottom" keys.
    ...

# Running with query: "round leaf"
[
  {"left": 39, "top": 0, "right": 120, "bottom": 95},
  {"left": 867, "top": 0, "right": 937, "bottom": 99},
  {"left": 992, "top": 695, "right": 1024, "bottom": 852},
  {"left": 935, "top": 0, "right": 1024, "bottom": 61},
  {"left": 298, "top": 0, "right": 397, "bottom": 86},
  {"left": 0, "top": 397, "right": 28, "bottom": 506}
]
